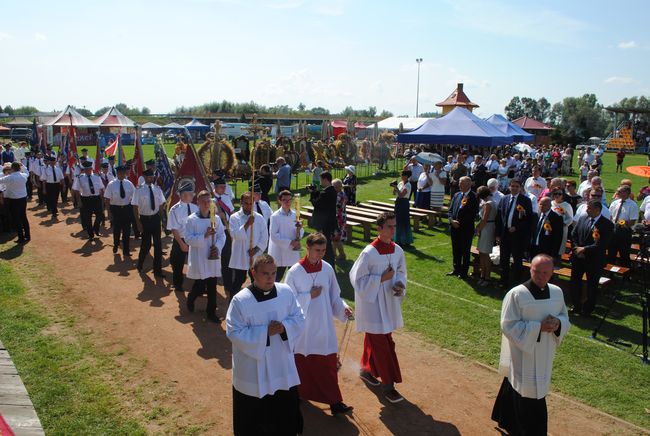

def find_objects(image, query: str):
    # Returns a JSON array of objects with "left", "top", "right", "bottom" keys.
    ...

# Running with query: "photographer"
[{"left": 309, "top": 171, "right": 337, "bottom": 265}]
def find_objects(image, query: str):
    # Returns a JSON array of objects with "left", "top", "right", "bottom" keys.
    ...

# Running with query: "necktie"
[
  {"left": 52, "top": 167, "right": 57, "bottom": 182},
  {"left": 119, "top": 180, "right": 125, "bottom": 199},
  {"left": 149, "top": 185, "right": 155, "bottom": 212},
  {"left": 88, "top": 174, "right": 95, "bottom": 195},
  {"left": 256, "top": 201, "right": 263, "bottom": 216},
  {"left": 506, "top": 196, "right": 516, "bottom": 226},
  {"left": 112, "top": 166, "right": 116, "bottom": 177},
  {"left": 613, "top": 201, "right": 623, "bottom": 222},
  {"left": 536, "top": 213, "right": 546, "bottom": 244},
  {"left": 187, "top": 203, "right": 191, "bottom": 216}
]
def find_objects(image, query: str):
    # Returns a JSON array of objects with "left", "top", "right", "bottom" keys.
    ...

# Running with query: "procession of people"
[{"left": 1, "top": 134, "right": 649, "bottom": 435}]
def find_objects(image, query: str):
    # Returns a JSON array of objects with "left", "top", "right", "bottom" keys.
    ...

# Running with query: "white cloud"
[
  {"left": 34, "top": 33, "right": 48, "bottom": 41},
  {"left": 0, "top": 32, "right": 11, "bottom": 41},
  {"left": 604, "top": 76, "right": 635, "bottom": 84},
  {"left": 449, "top": 0, "right": 587, "bottom": 46},
  {"left": 266, "top": 0, "right": 303, "bottom": 9},
  {"left": 617, "top": 40, "right": 637, "bottom": 49}
]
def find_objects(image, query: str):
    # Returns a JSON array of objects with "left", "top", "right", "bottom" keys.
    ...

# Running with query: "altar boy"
[
  {"left": 349, "top": 211, "right": 407, "bottom": 403},
  {"left": 226, "top": 254, "right": 305, "bottom": 435}
]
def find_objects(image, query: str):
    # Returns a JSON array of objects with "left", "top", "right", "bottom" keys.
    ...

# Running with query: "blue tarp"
[
  {"left": 484, "top": 114, "right": 534, "bottom": 142},
  {"left": 184, "top": 119, "right": 210, "bottom": 130},
  {"left": 397, "top": 107, "right": 513, "bottom": 147}
]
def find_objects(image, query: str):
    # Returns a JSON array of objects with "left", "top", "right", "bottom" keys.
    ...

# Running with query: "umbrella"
[
  {"left": 588, "top": 136, "right": 601, "bottom": 142},
  {"left": 625, "top": 166, "right": 650, "bottom": 178},
  {"left": 514, "top": 143, "right": 534, "bottom": 153},
  {"left": 414, "top": 151, "right": 444, "bottom": 165}
]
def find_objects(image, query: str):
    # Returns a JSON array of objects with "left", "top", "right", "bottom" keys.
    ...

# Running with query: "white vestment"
[
  {"left": 226, "top": 283, "right": 305, "bottom": 398},
  {"left": 349, "top": 243, "right": 407, "bottom": 334},
  {"left": 185, "top": 213, "right": 227, "bottom": 280},
  {"left": 268, "top": 209, "right": 304, "bottom": 267},
  {"left": 284, "top": 260, "right": 348, "bottom": 355},
  {"left": 228, "top": 209, "right": 269, "bottom": 270},
  {"left": 498, "top": 283, "right": 570, "bottom": 399}
]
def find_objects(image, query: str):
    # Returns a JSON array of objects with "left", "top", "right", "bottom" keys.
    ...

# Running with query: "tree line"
[{"left": 504, "top": 94, "right": 650, "bottom": 145}]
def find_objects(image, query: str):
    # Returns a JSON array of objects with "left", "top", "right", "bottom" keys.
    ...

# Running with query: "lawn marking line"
[{"left": 406, "top": 279, "right": 626, "bottom": 351}]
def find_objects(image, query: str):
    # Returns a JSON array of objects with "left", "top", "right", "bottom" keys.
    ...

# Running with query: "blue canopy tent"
[
  {"left": 484, "top": 114, "right": 534, "bottom": 142},
  {"left": 397, "top": 107, "right": 513, "bottom": 147},
  {"left": 184, "top": 119, "right": 210, "bottom": 140}
]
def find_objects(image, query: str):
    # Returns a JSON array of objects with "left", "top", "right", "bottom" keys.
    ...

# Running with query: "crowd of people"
[
  {"left": 0, "top": 141, "right": 409, "bottom": 434},
  {"left": 2, "top": 136, "right": 650, "bottom": 434}
]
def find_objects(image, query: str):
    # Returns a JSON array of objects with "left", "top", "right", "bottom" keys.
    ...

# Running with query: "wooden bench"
[
  {"left": 469, "top": 246, "right": 613, "bottom": 288},
  {"left": 303, "top": 206, "right": 375, "bottom": 241},
  {"left": 354, "top": 203, "right": 427, "bottom": 230},
  {"left": 375, "top": 200, "right": 444, "bottom": 226},
  {"left": 559, "top": 253, "right": 631, "bottom": 279}
]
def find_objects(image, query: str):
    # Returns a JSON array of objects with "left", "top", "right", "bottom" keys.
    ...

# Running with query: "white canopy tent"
[{"left": 365, "top": 116, "right": 432, "bottom": 132}]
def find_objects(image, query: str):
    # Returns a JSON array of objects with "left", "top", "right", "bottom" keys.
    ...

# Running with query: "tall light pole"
[{"left": 415, "top": 58, "right": 423, "bottom": 117}]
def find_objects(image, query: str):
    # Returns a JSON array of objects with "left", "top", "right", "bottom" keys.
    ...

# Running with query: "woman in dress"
[
  {"left": 497, "top": 159, "right": 509, "bottom": 192},
  {"left": 475, "top": 186, "right": 496, "bottom": 286},
  {"left": 343, "top": 165, "right": 357, "bottom": 206},
  {"left": 393, "top": 170, "right": 413, "bottom": 246},
  {"left": 331, "top": 179, "right": 348, "bottom": 261},
  {"left": 550, "top": 189, "right": 573, "bottom": 258},
  {"left": 430, "top": 160, "right": 447, "bottom": 210}
]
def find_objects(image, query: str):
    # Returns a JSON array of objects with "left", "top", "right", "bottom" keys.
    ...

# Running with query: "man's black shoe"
[
  {"left": 113, "top": 246, "right": 118, "bottom": 254},
  {"left": 331, "top": 402, "right": 353, "bottom": 415},
  {"left": 187, "top": 296, "right": 195, "bottom": 312}
]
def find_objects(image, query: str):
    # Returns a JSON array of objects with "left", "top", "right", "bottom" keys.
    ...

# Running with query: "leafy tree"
[
  {"left": 309, "top": 107, "right": 330, "bottom": 115},
  {"left": 550, "top": 94, "right": 608, "bottom": 144},
  {"left": 379, "top": 109, "right": 394, "bottom": 118},
  {"left": 14, "top": 106, "right": 39, "bottom": 115},
  {"left": 418, "top": 111, "right": 440, "bottom": 118},
  {"left": 504, "top": 97, "right": 524, "bottom": 119},
  {"left": 75, "top": 107, "right": 93, "bottom": 117},
  {"left": 297, "top": 102, "right": 306, "bottom": 111},
  {"left": 538, "top": 97, "right": 551, "bottom": 123},
  {"left": 4, "top": 105, "right": 14, "bottom": 115}
]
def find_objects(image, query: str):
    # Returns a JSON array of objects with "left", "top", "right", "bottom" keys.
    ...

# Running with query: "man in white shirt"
[
  {"left": 226, "top": 254, "right": 305, "bottom": 435},
  {"left": 213, "top": 176, "right": 235, "bottom": 297},
  {"left": 103, "top": 165, "right": 135, "bottom": 256},
  {"left": 72, "top": 161, "right": 104, "bottom": 239},
  {"left": 185, "top": 190, "right": 226, "bottom": 323},
  {"left": 491, "top": 254, "right": 569, "bottom": 435},
  {"left": 350, "top": 211, "right": 407, "bottom": 403},
  {"left": 404, "top": 157, "right": 423, "bottom": 201},
  {"left": 132, "top": 169, "right": 167, "bottom": 277},
  {"left": 79, "top": 148, "right": 94, "bottom": 166},
  {"left": 0, "top": 162, "right": 30, "bottom": 242},
  {"left": 40, "top": 156, "right": 64, "bottom": 218},
  {"left": 228, "top": 191, "right": 268, "bottom": 299},
  {"left": 284, "top": 232, "right": 353, "bottom": 415},
  {"left": 573, "top": 188, "right": 611, "bottom": 223},
  {"left": 415, "top": 163, "right": 432, "bottom": 210},
  {"left": 32, "top": 151, "right": 46, "bottom": 206},
  {"left": 166, "top": 183, "right": 198, "bottom": 292},
  {"left": 607, "top": 185, "right": 638, "bottom": 267},
  {"left": 640, "top": 195, "right": 650, "bottom": 223},
  {"left": 268, "top": 190, "right": 303, "bottom": 281},
  {"left": 524, "top": 166, "right": 546, "bottom": 199},
  {"left": 253, "top": 185, "right": 272, "bottom": 227}
]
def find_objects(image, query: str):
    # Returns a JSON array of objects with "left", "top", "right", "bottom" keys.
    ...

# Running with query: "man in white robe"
[
  {"left": 228, "top": 191, "right": 268, "bottom": 299},
  {"left": 349, "top": 211, "right": 407, "bottom": 403},
  {"left": 492, "top": 254, "right": 570, "bottom": 435},
  {"left": 269, "top": 190, "right": 303, "bottom": 281},
  {"left": 186, "top": 190, "right": 226, "bottom": 323},
  {"left": 226, "top": 254, "right": 305, "bottom": 435},
  {"left": 284, "top": 232, "right": 353, "bottom": 415}
]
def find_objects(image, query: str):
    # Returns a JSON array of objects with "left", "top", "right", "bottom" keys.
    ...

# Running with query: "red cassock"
[
  {"left": 295, "top": 353, "right": 343, "bottom": 405},
  {"left": 360, "top": 332, "right": 402, "bottom": 385}
]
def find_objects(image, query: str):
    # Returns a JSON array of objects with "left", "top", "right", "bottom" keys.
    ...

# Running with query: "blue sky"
[{"left": 1, "top": 0, "right": 648, "bottom": 117}]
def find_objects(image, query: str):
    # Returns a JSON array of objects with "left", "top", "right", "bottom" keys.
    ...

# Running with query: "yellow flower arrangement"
[
  {"left": 543, "top": 222, "right": 552, "bottom": 231},
  {"left": 555, "top": 207, "right": 565, "bottom": 215},
  {"left": 618, "top": 219, "right": 626, "bottom": 226},
  {"left": 461, "top": 197, "right": 468, "bottom": 206},
  {"left": 592, "top": 229, "right": 600, "bottom": 240}
]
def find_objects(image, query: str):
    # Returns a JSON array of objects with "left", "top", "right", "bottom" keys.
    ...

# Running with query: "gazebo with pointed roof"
[
  {"left": 436, "top": 83, "right": 479, "bottom": 115},
  {"left": 45, "top": 105, "right": 98, "bottom": 127},
  {"left": 512, "top": 116, "right": 553, "bottom": 146},
  {"left": 93, "top": 107, "right": 136, "bottom": 128}
]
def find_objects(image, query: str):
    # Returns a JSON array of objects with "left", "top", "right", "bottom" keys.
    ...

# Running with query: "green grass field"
[{"left": 0, "top": 150, "right": 648, "bottom": 432}]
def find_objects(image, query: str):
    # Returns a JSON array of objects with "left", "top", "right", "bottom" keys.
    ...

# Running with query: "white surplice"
[
  {"left": 284, "top": 260, "right": 349, "bottom": 355},
  {"left": 268, "top": 208, "right": 304, "bottom": 267},
  {"left": 349, "top": 243, "right": 407, "bottom": 334},
  {"left": 226, "top": 283, "right": 305, "bottom": 398},
  {"left": 498, "top": 283, "right": 570, "bottom": 399},
  {"left": 185, "top": 212, "right": 227, "bottom": 280},
  {"left": 228, "top": 209, "right": 269, "bottom": 270}
]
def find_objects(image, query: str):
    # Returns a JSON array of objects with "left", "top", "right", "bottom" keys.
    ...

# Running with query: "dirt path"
[{"left": 19, "top": 202, "right": 645, "bottom": 435}]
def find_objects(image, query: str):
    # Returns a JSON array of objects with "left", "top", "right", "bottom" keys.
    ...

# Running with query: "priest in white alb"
[
  {"left": 228, "top": 191, "right": 268, "bottom": 298},
  {"left": 284, "top": 232, "right": 354, "bottom": 415},
  {"left": 349, "top": 211, "right": 407, "bottom": 404},
  {"left": 269, "top": 190, "right": 304, "bottom": 282},
  {"left": 226, "top": 254, "right": 305, "bottom": 435},
  {"left": 491, "top": 254, "right": 570, "bottom": 435},
  {"left": 185, "top": 190, "right": 227, "bottom": 323}
]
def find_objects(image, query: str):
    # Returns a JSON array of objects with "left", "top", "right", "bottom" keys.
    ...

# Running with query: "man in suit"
[
  {"left": 310, "top": 171, "right": 337, "bottom": 265},
  {"left": 447, "top": 176, "right": 479, "bottom": 278},
  {"left": 530, "top": 197, "right": 564, "bottom": 260},
  {"left": 570, "top": 200, "right": 614, "bottom": 316},
  {"left": 496, "top": 178, "right": 533, "bottom": 287}
]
